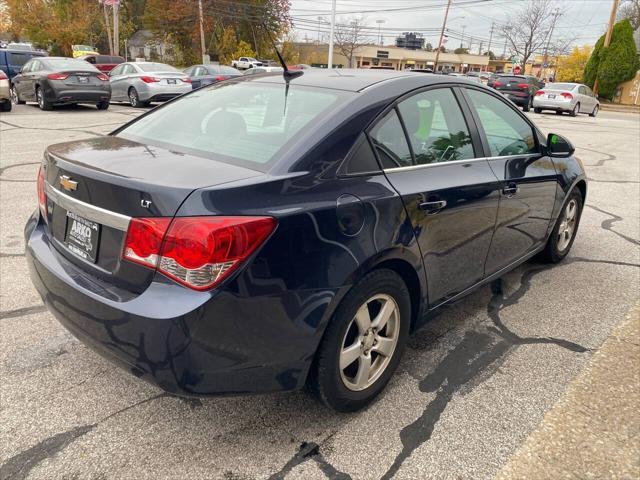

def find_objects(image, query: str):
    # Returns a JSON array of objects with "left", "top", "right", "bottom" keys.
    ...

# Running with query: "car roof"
[{"left": 246, "top": 68, "right": 466, "bottom": 92}]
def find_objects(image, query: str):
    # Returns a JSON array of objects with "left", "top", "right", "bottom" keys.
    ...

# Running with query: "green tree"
[
  {"left": 584, "top": 19, "right": 640, "bottom": 99},
  {"left": 454, "top": 47, "right": 469, "bottom": 54}
]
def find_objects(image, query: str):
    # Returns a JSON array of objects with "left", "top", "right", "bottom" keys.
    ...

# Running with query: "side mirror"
[{"left": 546, "top": 133, "right": 574, "bottom": 158}]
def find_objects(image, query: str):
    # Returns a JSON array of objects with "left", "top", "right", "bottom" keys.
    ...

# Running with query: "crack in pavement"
[
  {"left": 267, "top": 442, "right": 352, "bottom": 480},
  {"left": 586, "top": 204, "right": 640, "bottom": 247},
  {"left": 0, "top": 393, "right": 167, "bottom": 480},
  {"left": 587, "top": 178, "right": 640, "bottom": 184},
  {"left": 0, "top": 119, "right": 106, "bottom": 137},
  {"left": 379, "top": 256, "right": 634, "bottom": 479},
  {"left": 575, "top": 146, "right": 616, "bottom": 167},
  {"left": 0, "top": 305, "right": 47, "bottom": 320},
  {"left": 0, "top": 252, "right": 25, "bottom": 258}
]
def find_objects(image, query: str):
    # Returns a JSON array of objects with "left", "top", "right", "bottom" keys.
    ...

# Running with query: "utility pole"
[
  {"left": 478, "top": 40, "right": 483, "bottom": 56},
  {"left": 540, "top": 8, "right": 561, "bottom": 79},
  {"left": 460, "top": 25, "right": 466, "bottom": 48},
  {"left": 487, "top": 22, "right": 495, "bottom": 56},
  {"left": 198, "top": 0, "right": 207, "bottom": 64},
  {"left": 434, "top": 0, "right": 452, "bottom": 71},
  {"left": 376, "top": 19, "right": 385, "bottom": 46},
  {"left": 594, "top": 0, "right": 620, "bottom": 95},
  {"left": 113, "top": 1, "right": 119, "bottom": 56},
  {"left": 327, "top": 0, "right": 337, "bottom": 68},
  {"left": 102, "top": 1, "right": 113, "bottom": 56}
]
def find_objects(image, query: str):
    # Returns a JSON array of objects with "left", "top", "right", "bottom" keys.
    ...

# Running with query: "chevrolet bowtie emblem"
[{"left": 59, "top": 175, "right": 78, "bottom": 192}]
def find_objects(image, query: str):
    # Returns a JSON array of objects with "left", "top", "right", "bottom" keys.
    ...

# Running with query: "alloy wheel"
[
  {"left": 36, "top": 88, "right": 43, "bottom": 108},
  {"left": 10, "top": 86, "right": 18, "bottom": 104},
  {"left": 129, "top": 89, "right": 138, "bottom": 107},
  {"left": 339, "top": 294, "right": 400, "bottom": 391},
  {"left": 557, "top": 199, "right": 577, "bottom": 252}
]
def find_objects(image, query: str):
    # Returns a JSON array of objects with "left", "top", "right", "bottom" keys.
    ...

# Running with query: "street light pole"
[
  {"left": 327, "top": 0, "right": 337, "bottom": 69},
  {"left": 594, "top": 0, "right": 620, "bottom": 96},
  {"left": 434, "top": 0, "right": 452, "bottom": 72},
  {"left": 376, "top": 19, "right": 385, "bottom": 46}
]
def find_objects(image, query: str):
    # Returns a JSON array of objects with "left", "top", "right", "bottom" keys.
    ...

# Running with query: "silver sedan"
[
  {"left": 533, "top": 82, "right": 600, "bottom": 117},
  {"left": 109, "top": 62, "right": 192, "bottom": 107}
]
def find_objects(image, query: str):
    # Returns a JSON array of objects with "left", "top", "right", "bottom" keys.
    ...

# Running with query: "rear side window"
[
  {"left": 342, "top": 136, "right": 380, "bottom": 174},
  {"left": 369, "top": 109, "right": 412, "bottom": 169},
  {"left": 465, "top": 89, "right": 537, "bottom": 157},
  {"left": 8, "top": 52, "right": 32, "bottom": 67},
  {"left": 397, "top": 88, "right": 474, "bottom": 165},
  {"left": 118, "top": 83, "right": 344, "bottom": 170}
]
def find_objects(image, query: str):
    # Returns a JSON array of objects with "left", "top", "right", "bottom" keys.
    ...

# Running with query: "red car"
[{"left": 79, "top": 54, "right": 125, "bottom": 73}]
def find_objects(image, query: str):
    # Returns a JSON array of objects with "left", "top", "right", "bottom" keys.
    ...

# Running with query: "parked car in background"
[
  {"left": 480, "top": 72, "right": 492, "bottom": 80},
  {"left": 79, "top": 54, "right": 125, "bottom": 73},
  {"left": 487, "top": 73, "right": 502, "bottom": 88},
  {"left": 26, "top": 69, "right": 586, "bottom": 412},
  {"left": 183, "top": 64, "right": 241, "bottom": 89},
  {"left": 231, "top": 57, "right": 263, "bottom": 70},
  {"left": 492, "top": 74, "right": 543, "bottom": 111},
  {"left": 109, "top": 61, "right": 191, "bottom": 107},
  {"left": 11, "top": 57, "right": 110, "bottom": 110},
  {"left": 411, "top": 68, "right": 434, "bottom": 73},
  {"left": 0, "top": 69, "right": 11, "bottom": 111},
  {"left": 0, "top": 47, "right": 48, "bottom": 82},
  {"left": 71, "top": 45, "right": 98, "bottom": 58},
  {"left": 242, "top": 66, "right": 284, "bottom": 75},
  {"left": 533, "top": 82, "right": 600, "bottom": 117}
]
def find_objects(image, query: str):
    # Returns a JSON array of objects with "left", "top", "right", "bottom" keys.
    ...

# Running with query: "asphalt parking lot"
[{"left": 1, "top": 102, "right": 639, "bottom": 480}]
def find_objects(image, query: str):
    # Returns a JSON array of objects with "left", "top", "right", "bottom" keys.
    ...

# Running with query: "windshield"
[
  {"left": 546, "top": 83, "right": 577, "bottom": 91},
  {"left": 137, "top": 63, "right": 179, "bottom": 72},
  {"left": 118, "top": 82, "right": 344, "bottom": 170}
]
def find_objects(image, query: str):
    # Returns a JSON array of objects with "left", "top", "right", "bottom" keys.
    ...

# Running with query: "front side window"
[
  {"left": 369, "top": 109, "right": 412, "bottom": 169},
  {"left": 465, "top": 89, "right": 538, "bottom": 157},
  {"left": 397, "top": 88, "right": 474, "bottom": 165},
  {"left": 118, "top": 83, "right": 344, "bottom": 170}
]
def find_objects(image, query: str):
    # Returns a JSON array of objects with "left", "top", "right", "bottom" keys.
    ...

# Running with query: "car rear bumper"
[
  {"left": 500, "top": 92, "right": 530, "bottom": 105},
  {"left": 0, "top": 79, "right": 9, "bottom": 101},
  {"left": 137, "top": 83, "right": 191, "bottom": 102},
  {"left": 46, "top": 85, "right": 111, "bottom": 104},
  {"left": 25, "top": 213, "right": 332, "bottom": 396},
  {"left": 532, "top": 97, "right": 575, "bottom": 111}
]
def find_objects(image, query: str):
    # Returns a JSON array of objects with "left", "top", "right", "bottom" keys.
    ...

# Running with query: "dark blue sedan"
[{"left": 26, "top": 69, "right": 586, "bottom": 411}]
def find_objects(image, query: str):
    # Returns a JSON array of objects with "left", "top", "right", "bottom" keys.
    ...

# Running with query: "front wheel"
[
  {"left": 534, "top": 107, "right": 542, "bottom": 114},
  {"left": 589, "top": 105, "right": 599, "bottom": 117},
  {"left": 522, "top": 97, "right": 531, "bottom": 112},
  {"left": 308, "top": 269, "right": 411, "bottom": 412},
  {"left": 539, "top": 188, "right": 583, "bottom": 263}
]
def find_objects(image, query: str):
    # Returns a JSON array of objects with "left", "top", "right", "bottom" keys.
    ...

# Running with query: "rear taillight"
[
  {"left": 517, "top": 83, "right": 529, "bottom": 89},
  {"left": 561, "top": 92, "right": 573, "bottom": 100},
  {"left": 494, "top": 80, "right": 502, "bottom": 87},
  {"left": 140, "top": 76, "right": 161, "bottom": 83},
  {"left": 37, "top": 166, "right": 47, "bottom": 220},
  {"left": 214, "top": 75, "right": 228, "bottom": 82},
  {"left": 183, "top": 77, "right": 192, "bottom": 83},
  {"left": 0, "top": 70, "right": 7, "bottom": 80},
  {"left": 47, "top": 73, "right": 70, "bottom": 80},
  {"left": 97, "top": 73, "right": 109, "bottom": 81},
  {"left": 123, "top": 216, "right": 277, "bottom": 290},
  {"left": 535, "top": 90, "right": 545, "bottom": 96}
]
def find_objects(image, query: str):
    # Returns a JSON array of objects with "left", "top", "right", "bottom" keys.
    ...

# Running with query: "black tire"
[
  {"left": 0, "top": 99, "right": 11, "bottom": 112},
  {"left": 11, "top": 85, "right": 25, "bottom": 105},
  {"left": 522, "top": 97, "right": 531, "bottom": 112},
  {"left": 97, "top": 101, "right": 110, "bottom": 110},
  {"left": 36, "top": 86, "right": 52, "bottom": 111},
  {"left": 570, "top": 102, "right": 580, "bottom": 117},
  {"left": 534, "top": 107, "right": 542, "bottom": 114},
  {"left": 128, "top": 87, "right": 148, "bottom": 108},
  {"left": 589, "top": 105, "right": 599, "bottom": 117},
  {"left": 308, "top": 269, "right": 411, "bottom": 412},
  {"left": 555, "top": 110, "right": 563, "bottom": 115},
  {"left": 538, "top": 188, "right": 583, "bottom": 263}
]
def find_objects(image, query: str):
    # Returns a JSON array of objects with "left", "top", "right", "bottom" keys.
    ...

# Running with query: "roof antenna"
[{"left": 261, "top": 22, "right": 303, "bottom": 113}]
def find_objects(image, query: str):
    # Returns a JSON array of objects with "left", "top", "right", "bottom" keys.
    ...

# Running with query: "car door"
[
  {"left": 108, "top": 64, "right": 128, "bottom": 100},
  {"left": 371, "top": 86, "right": 502, "bottom": 306},
  {"left": 462, "top": 87, "right": 558, "bottom": 275},
  {"left": 578, "top": 85, "right": 594, "bottom": 112},
  {"left": 15, "top": 60, "right": 37, "bottom": 100}
]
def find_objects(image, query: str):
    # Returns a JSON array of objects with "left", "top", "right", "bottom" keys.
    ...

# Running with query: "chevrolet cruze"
[{"left": 26, "top": 70, "right": 586, "bottom": 411}]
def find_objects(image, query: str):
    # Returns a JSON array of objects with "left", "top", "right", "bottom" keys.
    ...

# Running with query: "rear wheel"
[
  {"left": 308, "top": 269, "right": 411, "bottom": 412},
  {"left": 523, "top": 96, "right": 531, "bottom": 112},
  {"left": 539, "top": 188, "right": 583, "bottom": 263},
  {"left": 555, "top": 110, "right": 563, "bottom": 115},
  {"left": 534, "top": 107, "right": 542, "bottom": 114},
  {"left": 97, "top": 101, "right": 110, "bottom": 110},
  {"left": 589, "top": 105, "right": 599, "bottom": 117},
  {"left": 128, "top": 87, "right": 148, "bottom": 108},
  {"left": 36, "top": 86, "right": 52, "bottom": 111},
  {"left": 0, "top": 99, "right": 11, "bottom": 112},
  {"left": 11, "top": 85, "right": 25, "bottom": 105},
  {"left": 570, "top": 102, "right": 580, "bottom": 117}
]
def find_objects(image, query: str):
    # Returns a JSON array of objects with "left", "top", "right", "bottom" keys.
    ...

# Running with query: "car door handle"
[
  {"left": 502, "top": 183, "right": 519, "bottom": 197},
  {"left": 419, "top": 200, "right": 447, "bottom": 214}
]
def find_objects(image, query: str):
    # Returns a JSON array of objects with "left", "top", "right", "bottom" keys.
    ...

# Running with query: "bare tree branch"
[
  {"left": 333, "top": 17, "right": 372, "bottom": 68},
  {"left": 617, "top": 0, "right": 640, "bottom": 29}
]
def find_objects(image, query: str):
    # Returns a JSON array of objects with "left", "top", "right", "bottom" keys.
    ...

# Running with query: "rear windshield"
[
  {"left": 45, "top": 58, "right": 97, "bottom": 70},
  {"left": 117, "top": 82, "right": 344, "bottom": 170},
  {"left": 500, "top": 76, "right": 526, "bottom": 83},
  {"left": 546, "top": 83, "right": 577, "bottom": 91},
  {"left": 138, "top": 63, "right": 178, "bottom": 72}
]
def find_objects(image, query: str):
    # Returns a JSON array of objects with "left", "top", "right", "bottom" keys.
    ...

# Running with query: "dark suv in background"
[
  {"left": 492, "top": 74, "right": 544, "bottom": 111},
  {"left": 0, "top": 47, "right": 48, "bottom": 82}
]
